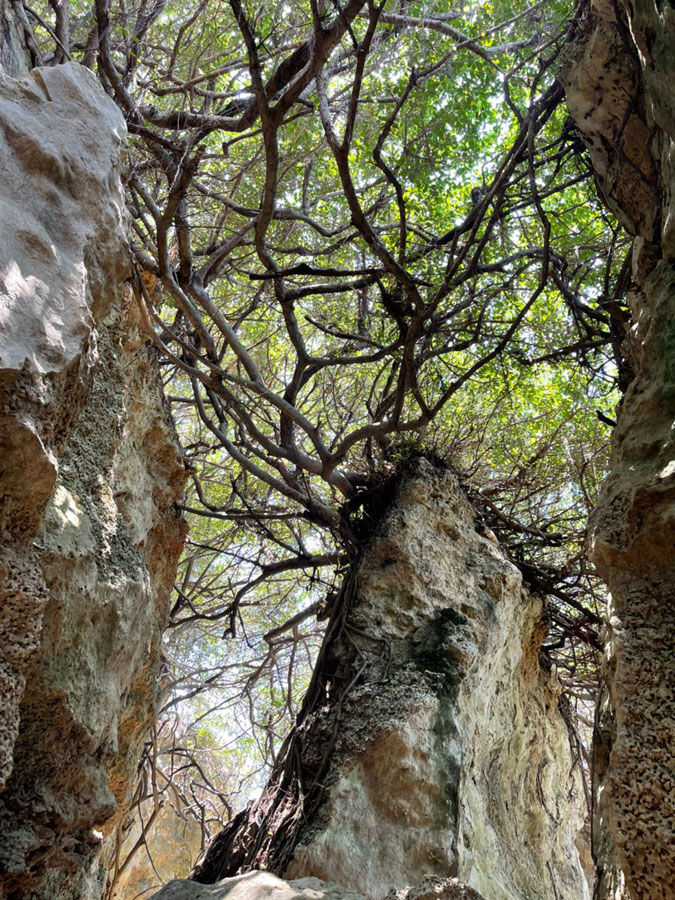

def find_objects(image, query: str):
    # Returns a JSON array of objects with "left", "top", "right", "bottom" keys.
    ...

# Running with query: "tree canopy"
[{"left": 21, "top": 0, "right": 627, "bottom": 884}]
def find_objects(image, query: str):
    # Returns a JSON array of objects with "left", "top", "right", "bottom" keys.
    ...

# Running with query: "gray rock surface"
[
  {"left": 153, "top": 872, "right": 365, "bottom": 900},
  {"left": 562, "top": 2, "right": 675, "bottom": 897},
  {"left": 149, "top": 871, "right": 482, "bottom": 900},
  {"left": 0, "top": 62, "right": 185, "bottom": 899}
]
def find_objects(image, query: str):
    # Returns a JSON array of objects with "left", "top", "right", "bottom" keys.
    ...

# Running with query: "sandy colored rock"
[
  {"left": 1, "top": 57, "right": 128, "bottom": 801},
  {"left": 277, "top": 461, "right": 589, "bottom": 900},
  {"left": 109, "top": 796, "right": 203, "bottom": 899},
  {"left": 0, "top": 62, "right": 186, "bottom": 899}
]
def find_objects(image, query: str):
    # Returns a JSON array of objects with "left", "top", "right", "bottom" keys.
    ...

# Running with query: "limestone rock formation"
[
  {"left": 561, "top": 1, "right": 675, "bottom": 896},
  {"left": 284, "top": 462, "right": 588, "bottom": 900},
  {"left": 195, "top": 461, "right": 589, "bottom": 900},
  {"left": 0, "top": 61, "right": 186, "bottom": 899},
  {"left": 385, "top": 876, "right": 486, "bottom": 900}
]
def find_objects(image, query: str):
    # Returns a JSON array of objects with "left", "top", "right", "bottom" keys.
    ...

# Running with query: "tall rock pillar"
[
  {"left": 192, "top": 461, "right": 588, "bottom": 900},
  {"left": 0, "top": 59, "right": 186, "bottom": 899},
  {"left": 561, "top": 1, "right": 675, "bottom": 895}
]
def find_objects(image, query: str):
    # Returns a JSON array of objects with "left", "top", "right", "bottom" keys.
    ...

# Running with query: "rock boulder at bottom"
[{"left": 150, "top": 872, "right": 484, "bottom": 900}]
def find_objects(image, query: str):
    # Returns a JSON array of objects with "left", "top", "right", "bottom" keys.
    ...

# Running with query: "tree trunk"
[{"left": 0, "top": 0, "right": 29, "bottom": 77}]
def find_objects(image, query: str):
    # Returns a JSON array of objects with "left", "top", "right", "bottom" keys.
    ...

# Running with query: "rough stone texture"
[
  {"left": 149, "top": 871, "right": 483, "bottom": 900},
  {"left": 279, "top": 462, "right": 588, "bottom": 900},
  {"left": 561, "top": 2, "right": 675, "bottom": 897},
  {"left": 0, "top": 62, "right": 186, "bottom": 899},
  {"left": 558, "top": 0, "right": 659, "bottom": 241}
]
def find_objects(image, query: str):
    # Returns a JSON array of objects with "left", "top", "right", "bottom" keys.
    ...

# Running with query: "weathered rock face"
[
  {"left": 0, "top": 61, "right": 186, "bottom": 899},
  {"left": 561, "top": 2, "right": 675, "bottom": 897},
  {"left": 283, "top": 462, "right": 588, "bottom": 900},
  {"left": 195, "top": 461, "right": 588, "bottom": 900}
]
